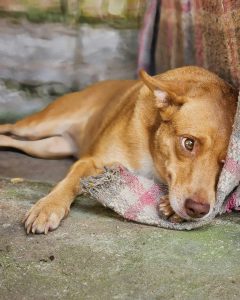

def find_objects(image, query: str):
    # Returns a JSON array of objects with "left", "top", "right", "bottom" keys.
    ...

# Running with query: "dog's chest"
[
  {"left": 102, "top": 145, "right": 155, "bottom": 179},
  {"left": 135, "top": 155, "right": 155, "bottom": 179}
]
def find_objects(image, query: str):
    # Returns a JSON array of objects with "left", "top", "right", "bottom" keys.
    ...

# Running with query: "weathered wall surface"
[
  {"left": 0, "top": 20, "right": 138, "bottom": 90},
  {"left": 0, "top": 0, "right": 146, "bottom": 121}
]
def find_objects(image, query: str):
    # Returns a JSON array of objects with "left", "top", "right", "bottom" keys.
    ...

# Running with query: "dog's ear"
[{"left": 139, "top": 70, "right": 186, "bottom": 120}]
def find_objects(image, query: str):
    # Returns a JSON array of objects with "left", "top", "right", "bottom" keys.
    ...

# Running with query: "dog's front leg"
[{"left": 23, "top": 156, "right": 103, "bottom": 234}]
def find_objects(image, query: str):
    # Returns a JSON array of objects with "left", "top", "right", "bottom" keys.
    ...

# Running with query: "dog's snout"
[{"left": 185, "top": 198, "right": 210, "bottom": 218}]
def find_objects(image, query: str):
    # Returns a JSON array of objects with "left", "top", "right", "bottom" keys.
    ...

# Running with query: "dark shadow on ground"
[{"left": 0, "top": 150, "right": 74, "bottom": 182}]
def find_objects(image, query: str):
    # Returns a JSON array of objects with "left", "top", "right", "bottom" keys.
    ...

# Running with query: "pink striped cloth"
[
  {"left": 138, "top": 0, "right": 240, "bottom": 88},
  {"left": 81, "top": 95, "right": 240, "bottom": 230}
]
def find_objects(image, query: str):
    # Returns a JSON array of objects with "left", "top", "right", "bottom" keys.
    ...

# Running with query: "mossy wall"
[
  {"left": 0, "top": 1, "right": 147, "bottom": 121},
  {"left": 0, "top": 0, "right": 146, "bottom": 27}
]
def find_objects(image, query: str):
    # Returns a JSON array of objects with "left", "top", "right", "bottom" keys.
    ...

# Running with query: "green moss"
[
  {"left": 26, "top": 7, "right": 66, "bottom": 23},
  {"left": 78, "top": 15, "right": 142, "bottom": 29},
  {"left": 0, "top": 9, "right": 142, "bottom": 28},
  {"left": 0, "top": 10, "right": 71, "bottom": 24},
  {"left": 0, "top": 179, "right": 52, "bottom": 204}
]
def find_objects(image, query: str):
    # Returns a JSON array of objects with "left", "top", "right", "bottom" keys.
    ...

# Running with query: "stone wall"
[{"left": 0, "top": 0, "right": 146, "bottom": 121}]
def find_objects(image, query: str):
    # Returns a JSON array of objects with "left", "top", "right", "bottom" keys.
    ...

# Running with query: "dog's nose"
[{"left": 185, "top": 198, "right": 210, "bottom": 218}]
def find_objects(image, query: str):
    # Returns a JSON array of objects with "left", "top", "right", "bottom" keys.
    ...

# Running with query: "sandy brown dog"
[{"left": 0, "top": 66, "right": 237, "bottom": 233}]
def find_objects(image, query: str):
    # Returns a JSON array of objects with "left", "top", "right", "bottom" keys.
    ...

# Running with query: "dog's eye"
[{"left": 182, "top": 137, "right": 195, "bottom": 152}]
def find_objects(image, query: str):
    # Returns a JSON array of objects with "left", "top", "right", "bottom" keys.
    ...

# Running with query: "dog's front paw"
[
  {"left": 159, "top": 195, "right": 183, "bottom": 223},
  {"left": 23, "top": 198, "right": 69, "bottom": 234}
]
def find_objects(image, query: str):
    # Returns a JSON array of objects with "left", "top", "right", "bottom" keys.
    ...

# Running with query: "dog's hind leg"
[
  {"left": 0, "top": 134, "right": 76, "bottom": 158},
  {"left": 0, "top": 90, "right": 95, "bottom": 141},
  {"left": 0, "top": 111, "right": 68, "bottom": 140},
  {"left": 0, "top": 95, "right": 79, "bottom": 140}
]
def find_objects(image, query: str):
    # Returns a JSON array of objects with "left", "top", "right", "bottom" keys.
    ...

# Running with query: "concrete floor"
[
  {"left": 0, "top": 150, "right": 73, "bottom": 182},
  {"left": 1, "top": 150, "right": 240, "bottom": 299}
]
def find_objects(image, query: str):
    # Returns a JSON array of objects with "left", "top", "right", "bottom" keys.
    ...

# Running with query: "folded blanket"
[{"left": 81, "top": 93, "right": 240, "bottom": 230}]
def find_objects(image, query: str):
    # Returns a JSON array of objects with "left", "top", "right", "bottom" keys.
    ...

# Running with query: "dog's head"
[{"left": 140, "top": 67, "right": 237, "bottom": 220}]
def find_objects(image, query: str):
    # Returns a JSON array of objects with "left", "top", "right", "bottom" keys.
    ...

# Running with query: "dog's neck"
[{"left": 128, "top": 85, "right": 165, "bottom": 182}]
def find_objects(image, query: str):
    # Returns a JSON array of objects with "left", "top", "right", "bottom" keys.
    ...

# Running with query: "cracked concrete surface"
[{"left": 1, "top": 151, "right": 240, "bottom": 299}]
